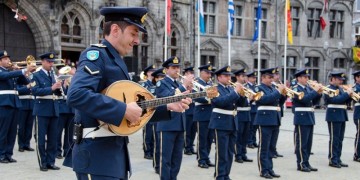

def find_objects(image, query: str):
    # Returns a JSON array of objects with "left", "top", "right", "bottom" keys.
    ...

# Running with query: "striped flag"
[
  {"left": 228, "top": 0, "right": 234, "bottom": 36},
  {"left": 319, "top": 0, "right": 327, "bottom": 31},
  {"left": 286, "top": 0, "right": 293, "bottom": 44},
  {"left": 252, "top": 0, "right": 262, "bottom": 42},
  {"left": 196, "top": 0, "right": 205, "bottom": 34},
  {"left": 166, "top": 0, "right": 172, "bottom": 35}
]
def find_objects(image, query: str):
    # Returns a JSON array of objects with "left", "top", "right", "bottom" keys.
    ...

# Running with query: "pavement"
[{"left": 1, "top": 109, "right": 360, "bottom": 180}]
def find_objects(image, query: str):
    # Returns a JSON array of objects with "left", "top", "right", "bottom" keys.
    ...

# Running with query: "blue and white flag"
[
  {"left": 252, "top": 0, "right": 262, "bottom": 42},
  {"left": 228, "top": 0, "right": 234, "bottom": 36},
  {"left": 196, "top": 0, "right": 205, "bottom": 34}
]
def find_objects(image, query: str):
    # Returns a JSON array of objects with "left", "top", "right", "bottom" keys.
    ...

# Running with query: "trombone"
[
  {"left": 229, "top": 81, "right": 263, "bottom": 101},
  {"left": 341, "top": 84, "right": 360, "bottom": 101},
  {"left": 272, "top": 82, "right": 304, "bottom": 100},
  {"left": 307, "top": 80, "right": 339, "bottom": 97}
]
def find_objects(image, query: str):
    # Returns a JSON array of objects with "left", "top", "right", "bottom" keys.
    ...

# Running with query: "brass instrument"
[
  {"left": 177, "top": 73, "right": 210, "bottom": 92},
  {"left": 341, "top": 84, "right": 360, "bottom": 101},
  {"left": 307, "top": 80, "right": 339, "bottom": 97},
  {"left": 229, "top": 81, "right": 263, "bottom": 101},
  {"left": 272, "top": 82, "right": 304, "bottom": 100},
  {"left": 54, "top": 59, "right": 66, "bottom": 66}
]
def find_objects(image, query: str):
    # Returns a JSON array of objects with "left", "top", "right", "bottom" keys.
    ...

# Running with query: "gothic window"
[
  {"left": 61, "top": 11, "right": 83, "bottom": 44},
  {"left": 254, "top": 7, "right": 267, "bottom": 39},
  {"left": 307, "top": 2, "right": 322, "bottom": 38},
  {"left": 204, "top": 1, "right": 216, "bottom": 34},
  {"left": 233, "top": 4, "right": 243, "bottom": 36},
  {"left": 329, "top": 9, "right": 344, "bottom": 39}
]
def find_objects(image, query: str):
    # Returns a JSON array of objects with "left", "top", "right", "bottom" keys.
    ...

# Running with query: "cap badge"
[
  {"left": 226, "top": 66, "right": 231, "bottom": 72},
  {"left": 244, "top": 69, "right": 247, "bottom": 73},
  {"left": 208, "top": 65, "right": 212, "bottom": 71},
  {"left": 49, "top": 54, "right": 54, "bottom": 58},
  {"left": 4, "top": 51, "right": 7, "bottom": 56},
  {"left": 173, "top": 57, "right": 179, "bottom": 64},
  {"left": 141, "top": 13, "right": 148, "bottom": 23},
  {"left": 272, "top": 69, "right": 276, "bottom": 73},
  {"left": 152, "top": 65, "right": 155, "bottom": 68},
  {"left": 162, "top": 69, "right": 166, "bottom": 74},
  {"left": 341, "top": 73, "right": 345, "bottom": 77},
  {"left": 305, "top": 70, "right": 309, "bottom": 74}
]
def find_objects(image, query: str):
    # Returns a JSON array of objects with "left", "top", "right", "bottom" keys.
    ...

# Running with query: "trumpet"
[
  {"left": 177, "top": 73, "right": 210, "bottom": 91},
  {"left": 272, "top": 82, "right": 304, "bottom": 100},
  {"left": 341, "top": 84, "right": 360, "bottom": 101},
  {"left": 307, "top": 80, "right": 339, "bottom": 97},
  {"left": 229, "top": 81, "right": 263, "bottom": 101}
]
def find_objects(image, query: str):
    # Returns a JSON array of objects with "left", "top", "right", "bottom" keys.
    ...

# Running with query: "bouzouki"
[{"left": 99, "top": 80, "right": 218, "bottom": 136}]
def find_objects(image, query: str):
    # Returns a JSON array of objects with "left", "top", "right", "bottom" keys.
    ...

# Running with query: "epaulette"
[{"left": 90, "top": 44, "right": 107, "bottom": 48}]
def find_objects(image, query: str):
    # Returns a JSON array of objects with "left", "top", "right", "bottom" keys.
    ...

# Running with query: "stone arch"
[
  {"left": 330, "top": 2, "right": 352, "bottom": 12},
  {"left": 232, "top": 60, "right": 249, "bottom": 70},
  {"left": 201, "top": 38, "right": 222, "bottom": 51}
]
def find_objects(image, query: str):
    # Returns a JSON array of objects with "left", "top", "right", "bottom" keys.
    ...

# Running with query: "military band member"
[
  {"left": 255, "top": 68, "right": 285, "bottom": 179},
  {"left": 193, "top": 64, "right": 215, "bottom": 168},
  {"left": 0, "top": 50, "right": 33, "bottom": 163},
  {"left": 17, "top": 76, "right": 35, "bottom": 152},
  {"left": 64, "top": 7, "right": 191, "bottom": 180},
  {"left": 270, "top": 67, "right": 286, "bottom": 158},
  {"left": 233, "top": 68, "right": 253, "bottom": 163},
  {"left": 141, "top": 64, "right": 156, "bottom": 160},
  {"left": 324, "top": 72, "right": 352, "bottom": 168},
  {"left": 292, "top": 69, "right": 322, "bottom": 172},
  {"left": 246, "top": 71, "right": 259, "bottom": 149},
  {"left": 209, "top": 65, "right": 243, "bottom": 180},
  {"left": 353, "top": 70, "right": 360, "bottom": 162},
  {"left": 31, "top": 52, "right": 62, "bottom": 171}
]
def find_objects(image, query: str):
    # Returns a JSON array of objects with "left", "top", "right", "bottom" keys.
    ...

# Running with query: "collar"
[
  {"left": 247, "top": 82, "right": 253, "bottom": 86},
  {"left": 297, "top": 83, "right": 306, "bottom": 89},
  {"left": 0, "top": 66, "right": 7, "bottom": 70},
  {"left": 218, "top": 82, "right": 227, "bottom": 88},
  {"left": 166, "top": 75, "right": 177, "bottom": 82}
]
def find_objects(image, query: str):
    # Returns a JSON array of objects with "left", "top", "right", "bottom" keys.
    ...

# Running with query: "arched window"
[
  {"left": 170, "top": 31, "right": 177, "bottom": 56},
  {"left": 307, "top": 1, "right": 323, "bottom": 38},
  {"left": 61, "top": 10, "right": 83, "bottom": 44}
]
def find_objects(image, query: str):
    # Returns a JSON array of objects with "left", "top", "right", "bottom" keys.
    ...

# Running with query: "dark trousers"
[
  {"left": 196, "top": 121, "right": 214, "bottom": 164},
  {"left": 355, "top": 119, "right": 360, "bottom": 158},
  {"left": 0, "top": 107, "right": 17, "bottom": 159},
  {"left": 258, "top": 126, "right": 278, "bottom": 175},
  {"left": 327, "top": 121, "right": 346, "bottom": 165},
  {"left": 214, "top": 129, "right": 236, "bottom": 180},
  {"left": 295, "top": 125, "right": 314, "bottom": 168},
  {"left": 57, "top": 113, "right": 74, "bottom": 157},
  {"left": 18, "top": 109, "right": 34, "bottom": 149},
  {"left": 143, "top": 122, "right": 154, "bottom": 156},
  {"left": 247, "top": 113, "right": 258, "bottom": 145},
  {"left": 35, "top": 115, "right": 59, "bottom": 167},
  {"left": 184, "top": 114, "right": 196, "bottom": 151},
  {"left": 269, "top": 125, "right": 280, "bottom": 157},
  {"left": 76, "top": 173, "right": 127, "bottom": 180},
  {"left": 152, "top": 124, "right": 160, "bottom": 171},
  {"left": 159, "top": 131, "right": 184, "bottom": 180},
  {"left": 235, "top": 121, "right": 250, "bottom": 160}
]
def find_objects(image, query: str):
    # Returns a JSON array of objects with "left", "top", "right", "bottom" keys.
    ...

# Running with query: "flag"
[
  {"left": 319, "top": 0, "right": 327, "bottom": 31},
  {"left": 252, "top": 0, "right": 262, "bottom": 42},
  {"left": 166, "top": 0, "right": 172, "bottom": 35},
  {"left": 324, "top": 0, "right": 328, "bottom": 12},
  {"left": 228, "top": 0, "right": 234, "bottom": 36},
  {"left": 196, "top": 0, "right": 205, "bottom": 34},
  {"left": 286, "top": 0, "right": 293, "bottom": 44},
  {"left": 353, "top": 47, "right": 360, "bottom": 63}
]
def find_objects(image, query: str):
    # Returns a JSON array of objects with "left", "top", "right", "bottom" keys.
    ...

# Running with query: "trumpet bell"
[
  {"left": 297, "top": 92, "right": 304, "bottom": 100},
  {"left": 59, "top": 66, "right": 72, "bottom": 75},
  {"left": 253, "top": 92, "right": 264, "bottom": 101}
]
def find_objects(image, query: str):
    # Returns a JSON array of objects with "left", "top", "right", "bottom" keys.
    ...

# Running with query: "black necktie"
[
  {"left": 174, "top": 80, "right": 179, "bottom": 88},
  {"left": 47, "top": 71, "right": 52, "bottom": 83}
]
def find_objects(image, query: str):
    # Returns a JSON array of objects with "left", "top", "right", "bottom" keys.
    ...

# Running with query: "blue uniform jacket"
[
  {"left": 209, "top": 85, "right": 240, "bottom": 131},
  {"left": 324, "top": 84, "right": 350, "bottom": 122},
  {"left": 354, "top": 83, "right": 360, "bottom": 121},
  {"left": 0, "top": 67, "right": 28, "bottom": 108},
  {"left": 17, "top": 79, "right": 34, "bottom": 110},
  {"left": 31, "top": 70, "right": 60, "bottom": 117},
  {"left": 245, "top": 82, "right": 257, "bottom": 113},
  {"left": 193, "top": 78, "right": 212, "bottom": 121},
  {"left": 254, "top": 83, "right": 282, "bottom": 126},
  {"left": 291, "top": 84, "right": 322, "bottom": 125},
  {"left": 236, "top": 93, "right": 251, "bottom": 122},
  {"left": 156, "top": 76, "right": 186, "bottom": 131},
  {"left": 59, "top": 85, "right": 73, "bottom": 114}
]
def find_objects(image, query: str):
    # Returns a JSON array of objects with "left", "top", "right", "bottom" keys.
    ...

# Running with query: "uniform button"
[
  {"left": 202, "top": 108, "right": 204, "bottom": 110},
  {"left": 263, "top": 112, "right": 265, "bottom": 114},
  {"left": 218, "top": 116, "right": 220, "bottom": 119}
]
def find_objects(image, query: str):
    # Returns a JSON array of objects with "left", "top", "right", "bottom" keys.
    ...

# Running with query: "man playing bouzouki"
[{"left": 64, "top": 7, "right": 191, "bottom": 180}]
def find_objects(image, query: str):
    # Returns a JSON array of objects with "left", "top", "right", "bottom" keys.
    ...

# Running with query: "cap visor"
[{"left": 124, "top": 19, "right": 147, "bottom": 33}]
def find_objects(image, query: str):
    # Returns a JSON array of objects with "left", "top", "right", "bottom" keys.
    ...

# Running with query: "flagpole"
[
  {"left": 257, "top": 20, "right": 261, "bottom": 84},
  {"left": 197, "top": 0, "right": 201, "bottom": 75},
  {"left": 164, "top": 0, "right": 168, "bottom": 61},
  {"left": 284, "top": 0, "right": 288, "bottom": 85},
  {"left": 228, "top": 13, "right": 231, "bottom": 66}
]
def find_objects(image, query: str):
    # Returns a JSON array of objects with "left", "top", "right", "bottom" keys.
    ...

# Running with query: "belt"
[
  {"left": 327, "top": 104, "right": 347, "bottom": 109},
  {"left": 257, "top": 106, "right": 280, "bottom": 111},
  {"left": 82, "top": 127, "right": 117, "bottom": 138},
  {"left": 251, "top": 102, "right": 256, "bottom": 105},
  {"left": 0, "top": 90, "right": 18, "bottom": 95},
  {"left": 237, "top": 107, "right": 251, "bottom": 111},
  {"left": 58, "top": 95, "right": 67, "bottom": 100},
  {"left": 212, "top": 108, "right": 236, "bottom": 116},
  {"left": 36, "top": 95, "right": 58, "bottom": 100},
  {"left": 195, "top": 102, "right": 208, "bottom": 106},
  {"left": 355, "top": 103, "right": 360, "bottom": 107},
  {"left": 294, "top": 107, "right": 314, "bottom": 112},
  {"left": 18, "top": 95, "right": 35, "bottom": 100}
]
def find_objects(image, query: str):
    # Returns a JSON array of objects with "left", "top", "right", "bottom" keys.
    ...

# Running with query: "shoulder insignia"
[
  {"left": 255, "top": 86, "right": 259, "bottom": 92},
  {"left": 156, "top": 80, "right": 161, "bottom": 87},
  {"left": 84, "top": 65, "right": 100, "bottom": 75},
  {"left": 30, "top": 81, "right": 36, "bottom": 87},
  {"left": 0, "top": 69, "right": 2, "bottom": 72},
  {"left": 293, "top": 87, "right": 298, "bottom": 92},
  {"left": 90, "top": 44, "right": 106, "bottom": 48},
  {"left": 86, "top": 50, "right": 99, "bottom": 61},
  {"left": 353, "top": 87, "right": 357, "bottom": 92},
  {"left": 141, "top": 83, "right": 146, "bottom": 87}
]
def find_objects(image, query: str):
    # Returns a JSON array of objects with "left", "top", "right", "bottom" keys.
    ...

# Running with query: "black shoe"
[
  {"left": 297, "top": 167, "right": 311, "bottom": 172},
  {"left": 144, "top": 154, "right": 152, "bottom": 160},
  {"left": 198, "top": 163, "right": 209, "bottom": 168},
  {"left": 18, "top": 148, "right": 24, "bottom": 152},
  {"left": 56, "top": 154, "right": 63, "bottom": 159},
  {"left": 234, "top": 158, "right": 243, "bottom": 163},
  {"left": 184, "top": 150, "right": 192, "bottom": 155},
  {"left": 24, "top": 147, "right": 34, "bottom": 151},
  {"left": 269, "top": 172, "right": 280, "bottom": 178},
  {"left": 191, "top": 150, "right": 197, "bottom": 154},
  {"left": 0, "top": 158, "right": 9, "bottom": 163},
  {"left": 207, "top": 161, "right": 215, "bottom": 167},
  {"left": 272, "top": 155, "right": 278, "bottom": 158},
  {"left": 7, "top": 158, "right": 17, "bottom": 163},
  {"left": 242, "top": 157, "right": 253, "bottom": 162},
  {"left": 260, "top": 173, "right": 273, "bottom": 179},
  {"left": 275, "top": 153, "right": 283, "bottom": 158},
  {"left": 340, "top": 162, "right": 348, "bottom": 167},
  {"left": 310, "top": 152, "right": 314, "bottom": 155},
  {"left": 253, "top": 143, "right": 259, "bottom": 148},
  {"left": 40, "top": 166, "right": 48, "bottom": 172},
  {"left": 354, "top": 157, "right": 360, "bottom": 162},
  {"left": 155, "top": 168, "right": 159, "bottom": 174},
  {"left": 329, "top": 162, "right": 341, "bottom": 168},
  {"left": 308, "top": 166, "right": 318, "bottom": 171},
  {"left": 247, "top": 144, "right": 255, "bottom": 149},
  {"left": 47, "top": 164, "right": 60, "bottom": 170}
]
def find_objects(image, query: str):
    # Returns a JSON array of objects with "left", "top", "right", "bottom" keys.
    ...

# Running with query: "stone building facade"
[{"left": 0, "top": 0, "right": 356, "bottom": 83}]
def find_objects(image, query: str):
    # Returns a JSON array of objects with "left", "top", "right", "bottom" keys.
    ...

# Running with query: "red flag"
[
  {"left": 167, "top": 0, "right": 172, "bottom": 35},
  {"left": 320, "top": 16, "right": 326, "bottom": 30}
]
